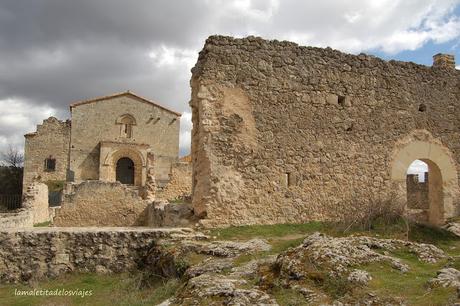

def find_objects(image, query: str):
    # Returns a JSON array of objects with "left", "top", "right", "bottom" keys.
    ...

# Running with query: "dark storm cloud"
[
  {"left": 0, "top": 0, "right": 213, "bottom": 108},
  {"left": 0, "top": 0, "right": 459, "bottom": 155}
]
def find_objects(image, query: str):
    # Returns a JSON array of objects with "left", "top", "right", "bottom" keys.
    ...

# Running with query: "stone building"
[
  {"left": 23, "top": 91, "right": 181, "bottom": 193},
  {"left": 190, "top": 36, "right": 460, "bottom": 228}
]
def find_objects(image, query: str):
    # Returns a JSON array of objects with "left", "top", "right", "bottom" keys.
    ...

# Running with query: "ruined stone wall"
[
  {"left": 0, "top": 210, "right": 33, "bottom": 228},
  {"left": 157, "top": 161, "right": 192, "bottom": 201},
  {"left": 69, "top": 95, "right": 180, "bottom": 183},
  {"left": 0, "top": 182, "right": 50, "bottom": 228},
  {"left": 407, "top": 173, "right": 429, "bottom": 210},
  {"left": 22, "top": 182, "right": 50, "bottom": 225},
  {"left": 0, "top": 227, "right": 191, "bottom": 283},
  {"left": 23, "top": 117, "right": 70, "bottom": 193},
  {"left": 191, "top": 35, "right": 460, "bottom": 227},
  {"left": 53, "top": 181, "right": 148, "bottom": 227}
]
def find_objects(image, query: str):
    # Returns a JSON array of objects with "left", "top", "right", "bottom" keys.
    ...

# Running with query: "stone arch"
[
  {"left": 104, "top": 148, "right": 145, "bottom": 186},
  {"left": 390, "top": 130, "right": 459, "bottom": 225},
  {"left": 116, "top": 114, "right": 136, "bottom": 138}
]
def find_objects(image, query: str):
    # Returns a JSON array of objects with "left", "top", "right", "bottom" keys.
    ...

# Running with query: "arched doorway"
[
  {"left": 406, "top": 159, "right": 443, "bottom": 224},
  {"left": 390, "top": 134, "right": 459, "bottom": 225},
  {"left": 116, "top": 157, "right": 135, "bottom": 185}
]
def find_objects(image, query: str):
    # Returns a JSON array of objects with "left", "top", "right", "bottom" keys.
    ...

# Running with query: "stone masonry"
[
  {"left": 190, "top": 35, "right": 460, "bottom": 228},
  {"left": 0, "top": 182, "right": 51, "bottom": 228},
  {"left": 23, "top": 117, "right": 70, "bottom": 193},
  {"left": 23, "top": 91, "right": 181, "bottom": 192},
  {"left": 53, "top": 181, "right": 148, "bottom": 227},
  {"left": 0, "top": 227, "right": 197, "bottom": 283}
]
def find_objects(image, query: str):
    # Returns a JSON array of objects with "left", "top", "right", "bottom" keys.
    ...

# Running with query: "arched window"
[{"left": 116, "top": 114, "right": 136, "bottom": 138}]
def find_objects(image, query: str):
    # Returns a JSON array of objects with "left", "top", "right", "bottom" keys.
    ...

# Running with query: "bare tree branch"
[{"left": 1, "top": 146, "right": 24, "bottom": 168}]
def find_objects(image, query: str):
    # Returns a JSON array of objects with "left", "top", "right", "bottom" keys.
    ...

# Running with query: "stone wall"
[
  {"left": 407, "top": 173, "right": 429, "bottom": 210},
  {"left": 0, "top": 210, "right": 33, "bottom": 228},
  {"left": 0, "top": 182, "right": 51, "bottom": 228},
  {"left": 23, "top": 117, "right": 70, "bottom": 193},
  {"left": 0, "top": 227, "right": 194, "bottom": 282},
  {"left": 53, "top": 181, "right": 148, "bottom": 227},
  {"left": 157, "top": 161, "right": 192, "bottom": 201},
  {"left": 190, "top": 35, "right": 460, "bottom": 227},
  {"left": 22, "top": 182, "right": 50, "bottom": 225}
]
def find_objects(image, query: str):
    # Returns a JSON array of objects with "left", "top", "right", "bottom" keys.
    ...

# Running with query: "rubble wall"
[{"left": 190, "top": 35, "right": 460, "bottom": 227}]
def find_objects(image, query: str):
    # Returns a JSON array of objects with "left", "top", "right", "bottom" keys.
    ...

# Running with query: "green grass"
[
  {"left": 271, "top": 287, "right": 308, "bottom": 306},
  {"left": 364, "top": 254, "right": 457, "bottom": 306},
  {"left": 3, "top": 221, "right": 460, "bottom": 305},
  {"left": 33, "top": 221, "right": 51, "bottom": 227},
  {"left": 0, "top": 273, "right": 180, "bottom": 306},
  {"left": 44, "top": 180, "right": 65, "bottom": 192},
  {"left": 209, "top": 222, "right": 326, "bottom": 240}
]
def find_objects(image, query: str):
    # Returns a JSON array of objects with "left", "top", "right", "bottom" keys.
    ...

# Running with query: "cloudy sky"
[{"left": 1, "top": 0, "right": 459, "bottom": 175}]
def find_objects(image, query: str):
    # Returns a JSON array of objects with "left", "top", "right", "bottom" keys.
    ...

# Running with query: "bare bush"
[
  {"left": 1, "top": 146, "right": 24, "bottom": 168},
  {"left": 336, "top": 194, "right": 409, "bottom": 238}
]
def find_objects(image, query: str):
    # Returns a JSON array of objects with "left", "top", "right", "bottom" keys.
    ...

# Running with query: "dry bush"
[{"left": 336, "top": 194, "right": 409, "bottom": 237}]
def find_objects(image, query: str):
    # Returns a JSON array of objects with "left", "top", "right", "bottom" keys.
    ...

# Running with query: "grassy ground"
[
  {"left": 1, "top": 220, "right": 459, "bottom": 305},
  {"left": 208, "top": 220, "right": 460, "bottom": 305},
  {"left": 0, "top": 273, "right": 179, "bottom": 306}
]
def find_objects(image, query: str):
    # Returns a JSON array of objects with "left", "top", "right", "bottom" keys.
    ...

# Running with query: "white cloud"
[
  {"left": 179, "top": 111, "right": 192, "bottom": 157},
  {"left": 407, "top": 160, "right": 429, "bottom": 181},
  {"left": 209, "top": 0, "right": 460, "bottom": 53},
  {"left": 2, "top": 0, "right": 460, "bottom": 158},
  {"left": 0, "top": 98, "right": 58, "bottom": 152},
  {"left": 148, "top": 46, "right": 196, "bottom": 69}
]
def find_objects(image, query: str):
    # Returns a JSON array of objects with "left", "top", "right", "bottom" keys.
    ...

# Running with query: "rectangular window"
[{"left": 44, "top": 158, "right": 56, "bottom": 171}]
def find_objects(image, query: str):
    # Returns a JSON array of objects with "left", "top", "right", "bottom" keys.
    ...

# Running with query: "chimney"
[{"left": 432, "top": 53, "right": 455, "bottom": 69}]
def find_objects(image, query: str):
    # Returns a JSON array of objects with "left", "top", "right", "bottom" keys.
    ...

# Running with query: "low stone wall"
[
  {"left": 53, "top": 181, "right": 148, "bottom": 227},
  {"left": 0, "top": 227, "right": 196, "bottom": 282},
  {"left": 0, "top": 182, "right": 51, "bottom": 228},
  {"left": 157, "top": 162, "right": 192, "bottom": 201},
  {"left": 0, "top": 210, "right": 33, "bottom": 228},
  {"left": 146, "top": 202, "right": 196, "bottom": 227}
]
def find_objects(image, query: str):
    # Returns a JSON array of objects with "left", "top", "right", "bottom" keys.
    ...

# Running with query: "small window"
[
  {"left": 418, "top": 104, "right": 427, "bottom": 112},
  {"left": 286, "top": 172, "right": 295, "bottom": 187},
  {"left": 338, "top": 95, "right": 346, "bottom": 107},
  {"left": 117, "top": 114, "right": 136, "bottom": 138},
  {"left": 44, "top": 158, "right": 56, "bottom": 172}
]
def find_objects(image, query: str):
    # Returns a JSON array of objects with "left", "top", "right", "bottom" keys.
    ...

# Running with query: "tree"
[
  {"left": 0, "top": 146, "right": 24, "bottom": 195},
  {"left": 1, "top": 146, "right": 24, "bottom": 168}
]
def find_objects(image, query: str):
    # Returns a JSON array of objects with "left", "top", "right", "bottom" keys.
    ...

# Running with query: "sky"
[{"left": 0, "top": 0, "right": 459, "bottom": 176}]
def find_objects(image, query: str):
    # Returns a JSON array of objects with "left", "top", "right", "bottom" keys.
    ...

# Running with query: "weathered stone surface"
[
  {"left": 275, "top": 232, "right": 446, "bottom": 283},
  {"left": 347, "top": 269, "right": 372, "bottom": 285},
  {"left": 429, "top": 268, "right": 460, "bottom": 289},
  {"left": 0, "top": 227, "right": 198, "bottom": 283},
  {"left": 23, "top": 117, "right": 70, "bottom": 194},
  {"left": 190, "top": 35, "right": 460, "bottom": 227},
  {"left": 53, "top": 181, "right": 148, "bottom": 227},
  {"left": 146, "top": 202, "right": 196, "bottom": 228},
  {"left": 0, "top": 182, "right": 51, "bottom": 228},
  {"left": 181, "top": 238, "right": 272, "bottom": 257},
  {"left": 185, "top": 258, "right": 234, "bottom": 278},
  {"left": 445, "top": 222, "right": 460, "bottom": 237},
  {"left": 156, "top": 161, "right": 192, "bottom": 201},
  {"left": 173, "top": 273, "right": 278, "bottom": 306}
]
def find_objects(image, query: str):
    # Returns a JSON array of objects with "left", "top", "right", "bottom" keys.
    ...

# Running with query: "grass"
[
  {"left": 44, "top": 180, "right": 65, "bottom": 192},
  {"left": 208, "top": 221, "right": 326, "bottom": 240},
  {"left": 210, "top": 220, "right": 460, "bottom": 305},
  {"left": 364, "top": 253, "right": 457, "bottom": 306},
  {"left": 3, "top": 220, "right": 460, "bottom": 305},
  {"left": 0, "top": 273, "right": 179, "bottom": 306},
  {"left": 33, "top": 221, "right": 51, "bottom": 227}
]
